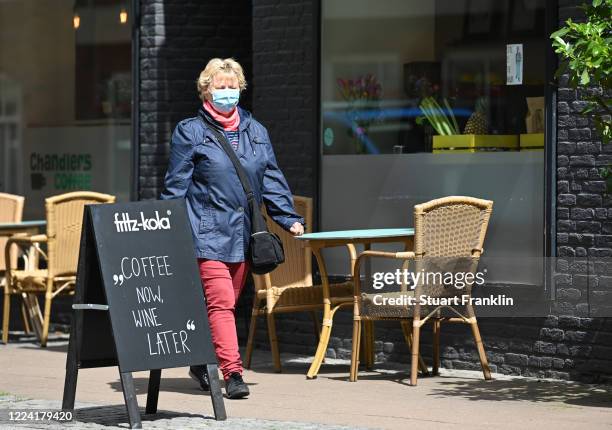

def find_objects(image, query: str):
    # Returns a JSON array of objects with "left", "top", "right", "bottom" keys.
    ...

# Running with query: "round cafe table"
[
  {"left": 0, "top": 220, "right": 47, "bottom": 235},
  {"left": 296, "top": 228, "right": 414, "bottom": 379}
]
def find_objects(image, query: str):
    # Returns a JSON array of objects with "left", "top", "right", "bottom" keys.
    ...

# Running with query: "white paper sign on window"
[{"left": 506, "top": 44, "right": 523, "bottom": 85}]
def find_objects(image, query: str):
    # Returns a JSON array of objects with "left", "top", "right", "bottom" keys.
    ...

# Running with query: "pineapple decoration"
[{"left": 464, "top": 97, "right": 488, "bottom": 135}]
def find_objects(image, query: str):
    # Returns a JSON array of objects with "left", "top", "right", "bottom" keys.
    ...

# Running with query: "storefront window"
[
  {"left": 0, "top": 0, "right": 132, "bottom": 218},
  {"left": 321, "top": 0, "right": 547, "bottom": 284}
]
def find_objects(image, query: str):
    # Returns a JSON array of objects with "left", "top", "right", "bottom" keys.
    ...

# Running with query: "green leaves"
[
  {"left": 418, "top": 97, "right": 460, "bottom": 136},
  {"left": 600, "top": 167, "right": 612, "bottom": 194},
  {"left": 550, "top": 27, "right": 570, "bottom": 39},
  {"left": 581, "top": 69, "right": 591, "bottom": 85},
  {"left": 550, "top": 0, "right": 611, "bottom": 144},
  {"left": 550, "top": 1, "right": 611, "bottom": 77},
  {"left": 552, "top": 36, "right": 569, "bottom": 50}
]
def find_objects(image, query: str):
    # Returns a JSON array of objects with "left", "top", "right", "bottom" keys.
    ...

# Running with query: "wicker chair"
[
  {"left": 349, "top": 196, "right": 494, "bottom": 384},
  {"left": 0, "top": 193, "right": 32, "bottom": 335},
  {"left": 3, "top": 191, "right": 115, "bottom": 346},
  {"left": 245, "top": 196, "right": 354, "bottom": 372},
  {"left": 0, "top": 193, "right": 25, "bottom": 273}
]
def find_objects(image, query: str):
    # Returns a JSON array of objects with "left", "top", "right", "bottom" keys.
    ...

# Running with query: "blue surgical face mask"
[{"left": 211, "top": 88, "right": 240, "bottom": 113}]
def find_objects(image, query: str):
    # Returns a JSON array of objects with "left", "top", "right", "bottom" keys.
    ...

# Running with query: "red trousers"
[{"left": 198, "top": 258, "right": 249, "bottom": 380}]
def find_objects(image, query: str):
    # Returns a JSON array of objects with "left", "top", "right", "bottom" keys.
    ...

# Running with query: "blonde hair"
[{"left": 196, "top": 58, "right": 247, "bottom": 101}]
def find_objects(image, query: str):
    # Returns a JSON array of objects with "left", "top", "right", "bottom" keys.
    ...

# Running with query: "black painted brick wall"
[
  {"left": 550, "top": 0, "right": 612, "bottom": 382},
  {"left": 138, "top": 0, "right": 252, "bottom": 200},
  {"left": 251, "top": 0, "right": 318, "bottom": 199}
]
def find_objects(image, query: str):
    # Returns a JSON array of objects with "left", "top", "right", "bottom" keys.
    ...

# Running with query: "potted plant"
[{"left": 417, "top": 96, "right": 518, "bottom": 152}]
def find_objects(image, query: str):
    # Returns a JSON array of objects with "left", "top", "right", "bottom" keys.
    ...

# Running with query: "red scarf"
[{"left": 203, "top": 100, "right": 240, "bottom": 131}]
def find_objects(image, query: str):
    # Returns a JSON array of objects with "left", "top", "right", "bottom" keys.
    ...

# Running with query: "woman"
[{"left": 160, "top": 58, "right": 304, "bottom": 399}]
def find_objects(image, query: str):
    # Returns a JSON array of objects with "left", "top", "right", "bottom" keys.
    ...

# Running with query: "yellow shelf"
[
  {"left": 433, "top": 134, "right": 519, "bottom": 152},
  {"left": 520, "top": 133, "right": 544, "bottom": 151}
]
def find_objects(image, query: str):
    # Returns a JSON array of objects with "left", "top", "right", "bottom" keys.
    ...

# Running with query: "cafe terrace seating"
[
  {"left": 350, "top": 196, "right": 494, "bottom": 385},
  {"left": 3, "top": 191, "right": 115, "bottom": 346},
  {"left": 245, "top": 196, "right": 354, "bottom": 372}
]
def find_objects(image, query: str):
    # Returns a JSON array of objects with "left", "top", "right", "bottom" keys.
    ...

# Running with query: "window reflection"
[
  {"left": 320, "top": 0, "right": 547, "bottom": 285},
  {"left": 322, "top": 0, "right": 546, "bottom": 155},
  {"left": 0, "top": 0, "right": 132, "bottom": 218}
]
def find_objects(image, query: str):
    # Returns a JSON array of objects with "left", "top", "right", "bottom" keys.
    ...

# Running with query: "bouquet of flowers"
[
  {"left": 337, "top": 74, "right": 382, "bottom": 153},
  {"left": 337, "top": 74, "right": 382, "bottom": 103}
]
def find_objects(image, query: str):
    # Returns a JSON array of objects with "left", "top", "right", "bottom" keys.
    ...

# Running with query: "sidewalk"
[
  {"left": 0, "top": 395, "right": 364, "bottom": 429},
  {"left": 2, "top": 337, "right": 612, "bottom": 429}
]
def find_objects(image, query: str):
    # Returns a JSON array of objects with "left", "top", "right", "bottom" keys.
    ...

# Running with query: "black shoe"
[
  {"left": 225, "top": 372, "right": 249, "bottom": 399},
  {"left": 189, "top": 365, "right": 210, "bottom": 391}
]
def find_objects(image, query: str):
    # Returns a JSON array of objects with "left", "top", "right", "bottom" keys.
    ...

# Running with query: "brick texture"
[
  {"left": 138, "top": 0, "right": 252, "bottom": 200},
  {"left": 549, "top": 0, "right": 612, "bottom": 382},
  {"left": 251, "top": 0, "right": 318, "bottom": 200}
]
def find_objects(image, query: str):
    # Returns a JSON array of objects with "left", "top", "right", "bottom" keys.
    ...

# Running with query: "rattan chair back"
[
  {"left": 414, "top": 196, "right": 493, "bottom": 258},
  {"left": 45, "top": 191, "right": 115, "bottom": 277},
  {"left": 0, "top": 193, "right": 24, "bottom": 271},
  {"left": 413, "top": 196, "right": 493, "bottom": 301},
  {"left": 260, "top": 196, "right": 313, "bottom": 290}
]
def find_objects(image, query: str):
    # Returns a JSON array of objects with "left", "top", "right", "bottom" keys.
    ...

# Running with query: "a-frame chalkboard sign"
[{"left": 62, "top": 199, "right": 225, "bottom": 429}]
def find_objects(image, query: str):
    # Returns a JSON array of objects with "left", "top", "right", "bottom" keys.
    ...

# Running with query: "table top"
[
  {"left": 297, "top": 228, "right": 414, "bottom": 241},
  {"left": 0, "top": 220, "right": 46, "bottom": 230}
]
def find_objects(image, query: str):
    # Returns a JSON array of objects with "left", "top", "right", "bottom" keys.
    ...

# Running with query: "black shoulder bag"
[{"left": 202, "top": 119, "right": 285, "bottom": 274}]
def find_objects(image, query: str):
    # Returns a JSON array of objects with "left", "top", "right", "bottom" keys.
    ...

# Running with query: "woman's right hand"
[{"left": 289, "top": 222, "right": 304, "bottom": 236}]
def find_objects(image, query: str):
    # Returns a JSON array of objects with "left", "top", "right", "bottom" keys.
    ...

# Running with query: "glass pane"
[
  {"left": 0, "top": 0, "right": 132, "bottom": 218},
  {"left": 321, "top": 0, "right": 546, "bottom": 284},
  {"left": 322, "top": 0, "right": 546, "bottom": 155}
]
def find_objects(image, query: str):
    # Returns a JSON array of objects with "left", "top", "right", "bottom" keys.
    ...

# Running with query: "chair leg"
[
  {"left": 20, "top": 301, "right": 32, "bottom": 335},
  {"left": 310, "top": 311, "right": 325, "bottom": 363},
  {"left": 362, "top": 321, "right": 371, "bottom": 369},
  {"left": 41, "top": 292, "right": 52, "bottom": 347},
  {"left": 432, "top": 319, "right": 440, "bottom": 376},
  {"left": 366, "top": 320, "right": 375, "bottom": 369},
  {"left": 306, "top": 310, "right": 334, "bottom": 379},
  {"left": 244, "top": 310, "right": 258, "bottom": 369},
  {"left": 266, "top": 312, "right": 281, "bottom": 372},
  {"left": 2, "top": 287, "right": 10, "bottom": 344},
  {"left": 400, "top": 320, "right": 428, "bottom": 376},
  {"left": 310, "top": 311, "right": 321, "bottom": 343},
  {"left": 358, "top": 321, "right": 373, "bottom": 369},
  {"left": 23, "top": 294, "right": 43, "bottom": 341},
  {"left": 410, "top": 323, "right": 421, "bottom": 386},
  {"left": 359, "top": 321, "right": 366, "bottom": 364},
  {"left": 349, "top": 317, "right": 362, "bottom": 382},
  {"left": 470, "top": 319, "right": 492, "bottom": 380}
]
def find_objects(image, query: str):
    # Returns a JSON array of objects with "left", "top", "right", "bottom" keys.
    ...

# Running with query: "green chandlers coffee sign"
[{"left": 30, "top": 152, "right": 92, "bottom": 190}]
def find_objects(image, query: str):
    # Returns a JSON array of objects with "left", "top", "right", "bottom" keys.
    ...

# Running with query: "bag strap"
[{"left": 198, "top": 114, "right": 268, "bottom": 233}]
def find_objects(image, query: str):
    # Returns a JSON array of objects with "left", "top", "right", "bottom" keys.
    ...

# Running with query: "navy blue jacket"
[{"left": 160, "top": 106, "right": 304, "bottom": 262}]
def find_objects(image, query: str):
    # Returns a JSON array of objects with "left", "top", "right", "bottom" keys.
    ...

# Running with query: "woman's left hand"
[{"left": 290, "top": 222, "right": 304, "bottom": 236}]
